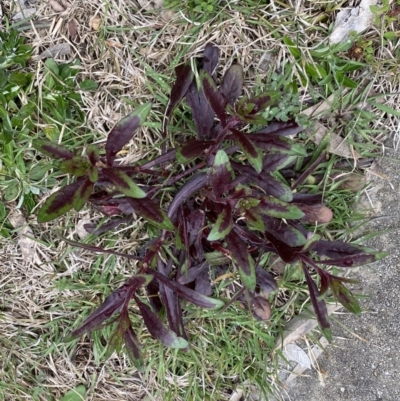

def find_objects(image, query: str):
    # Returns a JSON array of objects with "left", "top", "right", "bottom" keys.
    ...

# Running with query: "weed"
[{"left": 33, "top": 44, "right": 386, "bottom": 373}]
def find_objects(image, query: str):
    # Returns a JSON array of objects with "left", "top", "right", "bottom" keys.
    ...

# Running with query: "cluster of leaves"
[{"left": 34, "top": 44, "right": 386, "bottom": 369}]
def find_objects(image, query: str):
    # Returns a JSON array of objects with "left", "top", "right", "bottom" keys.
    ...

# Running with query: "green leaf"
[
  {"left": 37, "top": 181, "right": 81, "bottom": 222},
  {"left": 79, "top": 79, "right": 98, "bottom": 91},
  {"left": 369, "top": 102, "right": 400, "bottom": 117},
  {"left": 33, "top": 139, "right": 74, "bottom": 160},
  {"left": 257, "top": 196, "right": 305, "bottom": 219},
  {"left": 102, "top": 168, "right": 146, "bottom": 198},
  {"left": 60, "top": 385, "right": 86, "bottom": 401},
  {"left": 207, "top": 204, "right": 233, "bottom": 241},
  {"left": 330, "top": 280, "right": 361, "bottom": 315},
  {"left": 59, "top": 156, "right": 91, "bottom": 177},
  {"left": 72, "top": 178, "right": 93, "bottom": 211},
  {"left": 283, "top": 36, "right": 302, "bottom": 59}
]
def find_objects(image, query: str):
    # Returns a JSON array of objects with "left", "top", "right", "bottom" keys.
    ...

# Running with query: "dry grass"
[{"left": 1, "top": 0, "right": 400, "bottom": 400}]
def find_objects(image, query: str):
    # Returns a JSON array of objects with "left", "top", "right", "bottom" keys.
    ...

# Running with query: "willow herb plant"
[{"left": 33, "top": 44, "right": 386, "bottom": 370}]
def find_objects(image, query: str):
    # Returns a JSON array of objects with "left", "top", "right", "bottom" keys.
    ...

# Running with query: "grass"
[{"left": 1, "top": 0, "right": 400, "bottom": 400}]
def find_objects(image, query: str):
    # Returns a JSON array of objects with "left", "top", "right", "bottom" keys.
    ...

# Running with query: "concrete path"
[{"left": 286, "top": 149, "right": 400, "bottom": 401}]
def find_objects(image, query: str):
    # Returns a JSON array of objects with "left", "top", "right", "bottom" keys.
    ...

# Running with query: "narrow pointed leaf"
[
  {"left": 86, "top": 145, "right": 99, "bottom": 164},
  {"left": 225, "top": 230, "right": 256, "bottom": 291},
  {"left": 256, "top": 266, "right": 277, "bottom": 293},
  {"left": 263, "top": 216, "right": 306, "bottom": 247},
  {"left": 303, "top": 264, "right": 332, "bottom": 342},
  {"left": 105, "top": 326, "right": 125, "bottom": 359},
  {"left": 219, "top": 64, "right": 243, "bottom": 105},
  {"left": 185, "top": 81, "right": 214, "bottom": 138},
  {"left": 247, "top": 92, "right": 280, "bottom": 113},
  {"left": 106, "top": 103, "right": 151, "bottom": 166},
  {"left": 134, "top": 296, "right": 188, "bottom": 349},
  {"left": 70, "top": 284, "right": 131, "bottom": 338},
  {"left": 72, "top": 178, "right": 93, "bottom": 211},
  {"left": 176, "top": 139, "right": 214, "bottom": 163},
  {"left": 127, "top": 197, "right": 174, "bottom": 230},
  {"left": 210, "top": 149, "right": 233, "bottom": 197},
  {"left": 231, "top": 128, "right": 263, "bottom": 173},
  {"left": 260, "top": 120, "right": 303, "bottom": 136},
  {"left": 33, "top": 139, "right": 74, "bottom": 160},
  {"left": 246, "top": 134, "right": 307, "bottom": 156},
  {"left": 166, "top": 63, "right": 194, "bottom": 118},
  {"left": 37, "top": 180, "right": 82, "bottom": 222},
  {"left": 203, "top": 43, "right": 219, "bottom": 76},
  {"left": 88, "top": 166, "right": 99, "bottom": 183},
  {"left": 258, "top": 196, "right": 304, "bottom": 219},
  {"left": 177, "top": 262, "right": 209, "bottom": 285},
  {"left": 201, "top": 70, "right": 226, "bottom": 125},
  {"left": 151, "top": 269, "right": 224, "bottom": 309},
  {"left": 102, "top": 168, "right": 146, "bottom": 198},
  {"left": 330, "top": 280, "right": 361, "bottom": 314},
  {"left": 264, "top": 232, "right": 300, "bottom": 263},
  {"left": 207, "top": 203, "right": 233, "bottom": 241},
  {"left": 124, "top": 325, "right": 144, "bottom": 372},
  {"left": 317, "top": 252, "right": 387, "bottom": 268},
  {"left": 263, "top": 154, "right": 296, "bottom": 173}
]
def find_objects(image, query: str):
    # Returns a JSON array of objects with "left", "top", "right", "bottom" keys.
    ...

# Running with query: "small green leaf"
[
  {"left": 60, "top": 385, "right": 86, "bottom": 401},
  {"left": 257, "top": 196, "right": 304, "bottom": 219},
  {"left": 59, "top": 156, "right": 91, "bottom": 177},
  {"left": 79, "top": 79, "right": 98, "bottom": 91},
  {"left": 330, "top": 280, "right": 361, "bottom": 315},
  {"left": 283, "top": 36, "right": 302, "bottom": 59}
]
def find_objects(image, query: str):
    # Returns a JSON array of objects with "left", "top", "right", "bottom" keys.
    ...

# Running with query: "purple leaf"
[
  {"left": 230, "top": 128, "right": 262, "bottom": 173},
  {"left": 127, "top": 197, "right": 174, "bottom": 231},
  {"left": 263, "top": 154, "right": 296, "bottom": 173},
  {"left": 291, "top": 151, "right": 327, "bottom": 190},
  {"left": 177, "top": 262, "right": 209, "bottom": 285},
  {"left": 312, "top": 240, "right": 386, "bottom": 262},
  {"left": 195, "top": 270, "right": 212, "bottom": 296},
  {"left": 255, "top": 266, "right": 277, "bottom": 293},
  {"left": 102, "top": 168, "right": 146, "bottom": 198},
  {"left": 259, "top": 120, "right": 303, "bottom": 136},
  {"left": 70, "top": 284, "right": 132, "bottom": 338},
  {"left": 124, "top": 325, "right": 144, "bottom": 372},
  {"left": 202, "top": 43, "right": 219, "bottom": 76},
  {"left": 84, "top": 217, "right": 132, "bottom": 236},
  {"left": 151, "top": 269, "right": 224, "bottom": 309},
  {"left": 210, "top": 149, "right": 233, "bottom": 197},
  {"left": 32, "top": 139, "right": 74, "bottom": 160},
  {"left": 185, "top": 81, "right": 214, "bottom": 138},
  {"left": 207, "top": 203, "right": 233, "bottom": 241},
  {"left": 263, "top": 216, "right": 306, "bottom": 247},
  {"left": 219, "top": 64, "right": 243, "bottom": 105},
  {"left": 146, "top": 278, "right": 163, "bottom": 313},
  {"left": 72, "top": 177, "right": 93, "bottom": 211},
  {"left": 302, "top": 263, "right": 332, "bottom": 342},
  {"left": 264, "top": 232, "right": 300, "bottom": 263},
  {"left": 167, "top": 173, "right": 208, "bottom": 222},
  {"left": 245, "top": 92, "right": 280, "bottom": 114},
  {"left": 201, "top": 70, "right": 227, "bottom": 125},
  {"left": 37, "top": 180, "right": 82, "bottom": 223},
  {"left": 176, "top": 139, "right": 214, "bottom": 163},
  {"left": 225, "top": 230, "right": 256, "bottom": 291},
  {"left": 61, "top": 236, "right": 141, "bottom": 260},
  {"left": 246, "top": 134, "right": 307, "bottom": 157},
  {"left": 317, "top": 253, "right": 387, "bottom": 268},
  {"left": 134, "top": 295, "right": 188, "bottom": 349},
  {"left": 105, "top": 103, "right": 151, "bottom": 166},
  {"left": 166, "top": 63, "right": 194, "bottom": 118}
]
